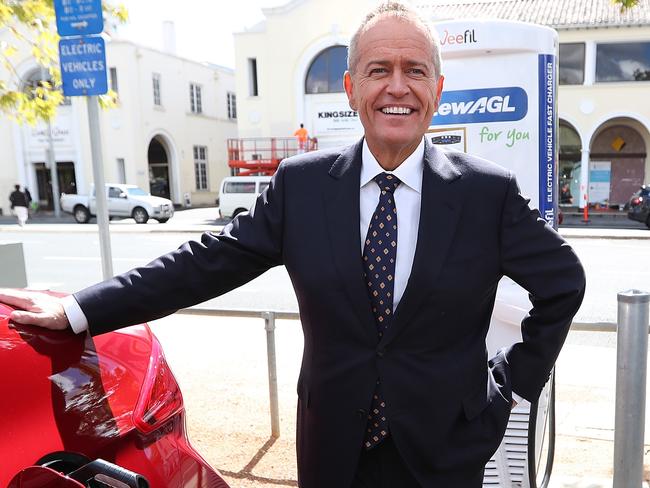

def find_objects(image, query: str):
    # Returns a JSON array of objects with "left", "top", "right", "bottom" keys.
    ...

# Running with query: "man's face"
[{"left": 344, "top": 17, "right": 444, "bottom": 163}]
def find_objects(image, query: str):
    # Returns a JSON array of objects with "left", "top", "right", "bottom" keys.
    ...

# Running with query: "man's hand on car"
[{"left": 0, "top": 289, "right": 70, "bottom": 330}]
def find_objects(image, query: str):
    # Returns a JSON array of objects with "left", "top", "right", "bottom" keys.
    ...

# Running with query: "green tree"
[
  {"left": 0, "top": 0, "right": 127, "bottom": 125},
  {"left": 613, "top": 0, "right": 640, "bottom": 11}
]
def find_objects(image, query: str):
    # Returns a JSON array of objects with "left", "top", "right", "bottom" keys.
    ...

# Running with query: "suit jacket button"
[{"left": 357, "top": 409, "right": 367, "bottom": 419}]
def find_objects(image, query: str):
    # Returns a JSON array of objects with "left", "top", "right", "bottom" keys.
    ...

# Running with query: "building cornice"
[{"left": 108, "top": 39, "right": 234, "bottom": 73}]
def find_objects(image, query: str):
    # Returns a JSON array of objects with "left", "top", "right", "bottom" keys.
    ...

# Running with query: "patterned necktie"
[{"left": 362, "top": 172, "right": 401, "bottom": 449}]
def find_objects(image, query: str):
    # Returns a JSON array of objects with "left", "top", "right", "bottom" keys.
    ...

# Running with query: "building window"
[
  {"left": 109, "top": 67, "right": 119, "bottom": 94},
  {"left": 152, "top": 73, "right": 161, "bottom": 106},
  {"left": 193, "top": 145, "right": 208, "bottom": 190},
  {"left": 224, "top": 181, "right": 256, "bottom": 193},
  {"left": 596, "top": 42, "right": 650, "bottom": 82},
  {"left": 248, "top": 58, "right": 259, "bottom": 96},
  {"left": 227, "top": 92, "right": 237, "bottom": 119},
  {"left": 190, "top": 83, "right": 202, "bottom": 113},
  {"left": 559, "top": 43, "right": 585, "bottom": 85},
  {"left": 117, "top": 158, "right": 126, "bottom": 184},
  {"left": 305, "top": 45, "right": 347, "bottom": 94}
]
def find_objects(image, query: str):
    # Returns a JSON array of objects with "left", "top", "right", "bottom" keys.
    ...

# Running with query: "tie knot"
[{"left": 374, "top": 173, "right": 401, "bottom": 193}]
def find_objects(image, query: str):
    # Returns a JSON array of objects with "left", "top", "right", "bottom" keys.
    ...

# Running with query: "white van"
[{"left": 217, "top": 176, "right": 272, "bottom": 219}]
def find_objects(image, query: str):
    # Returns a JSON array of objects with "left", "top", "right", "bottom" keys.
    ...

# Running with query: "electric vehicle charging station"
[{"left": 429, "top": 19, "right": 558, "bottom": 488}]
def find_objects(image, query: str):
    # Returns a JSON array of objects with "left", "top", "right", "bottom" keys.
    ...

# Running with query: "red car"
[{"left": 0, "top": 301, "right": 229, "bottom": 488}]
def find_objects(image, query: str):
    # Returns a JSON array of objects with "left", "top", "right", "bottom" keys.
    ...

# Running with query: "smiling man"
[
  {"left": 344, "top": 9, "right": 444, "bottom": 170},
  {"left": 0, "top": 2, "right": 585, "bottom": 488}
]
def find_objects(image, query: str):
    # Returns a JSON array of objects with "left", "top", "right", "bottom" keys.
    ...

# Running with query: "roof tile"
[{"left": 416, "top": 0, "right": 650, "bottom": 28}]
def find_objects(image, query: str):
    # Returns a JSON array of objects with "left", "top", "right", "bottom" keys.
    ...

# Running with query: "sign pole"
[
  {"left": 87, "top": 95, "right": 113, "bottom": 280},
  {"left": 54, "top": 0, "right": 112, "bottom": 279}
]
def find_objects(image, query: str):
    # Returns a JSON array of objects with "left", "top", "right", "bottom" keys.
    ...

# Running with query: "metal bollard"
[
  {"left": 613, "top": 289, "right": 650, "bottom": 488},
  {"left": 262, "top": 311, "right": 280, "bottom": 438}
]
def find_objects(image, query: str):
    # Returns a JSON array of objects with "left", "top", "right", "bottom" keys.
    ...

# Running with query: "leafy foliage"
[
  {"left": 613, "top": 0, "right": 640, "bottom": 11},
  {"left": 0, "top": 0, "right": 127, "bottom": 124}
]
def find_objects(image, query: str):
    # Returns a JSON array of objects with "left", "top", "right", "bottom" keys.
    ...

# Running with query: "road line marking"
[
  {"left": 28, "top": 283, "right": 64, "bottom": 290},
  {"left": 43, "top": 256, "right": 148, "bottom": 262}
]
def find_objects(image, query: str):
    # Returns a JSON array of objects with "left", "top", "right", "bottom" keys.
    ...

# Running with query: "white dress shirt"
[
  {"left": 359, "top": 138, "right": 423, "bottom": 312},
  {"left": 62, "top": 293, "right": 88, "bottom": 334}
]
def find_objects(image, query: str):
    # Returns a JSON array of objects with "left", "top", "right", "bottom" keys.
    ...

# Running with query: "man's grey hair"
[{"left": 347, "top": 1, "right": 442, "bottom": 79}]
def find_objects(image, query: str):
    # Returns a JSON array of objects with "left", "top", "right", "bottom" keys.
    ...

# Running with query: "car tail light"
[
  {"left": 631, "top": 196, "right": 642, "bottom": 206},
  {"left": 132, "top": 339, "right": 184, "bottom": 434}
]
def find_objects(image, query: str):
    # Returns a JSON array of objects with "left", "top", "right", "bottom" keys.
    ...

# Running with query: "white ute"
[{"left": 60, "top": 184, "right": 174, "bottom": 224}]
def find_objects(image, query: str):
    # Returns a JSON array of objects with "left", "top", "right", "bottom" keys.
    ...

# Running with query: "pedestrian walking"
[{"left": 9, "top": 184, "right": 29, "bottom": 226}]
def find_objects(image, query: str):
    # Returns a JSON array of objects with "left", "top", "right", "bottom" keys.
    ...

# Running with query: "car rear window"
[{"left": 224, "top": 182, "right": 256, "bottom": 193}]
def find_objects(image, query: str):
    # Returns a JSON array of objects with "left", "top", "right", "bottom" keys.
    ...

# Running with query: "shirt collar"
[{"left": 360, "top": 137, "right": 424, "bottom": 194}]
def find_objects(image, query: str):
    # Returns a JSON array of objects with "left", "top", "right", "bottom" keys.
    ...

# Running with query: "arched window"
[
  {"left": 305, "top": 46, "right": 347, "bottom": 94},
  {"left": 590, "top": 121, "right": 647, "bottom": 206}
]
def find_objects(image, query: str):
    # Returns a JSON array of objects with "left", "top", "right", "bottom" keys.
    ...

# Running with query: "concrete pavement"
[{"left": 151, "top": 312, "right": 650, "bottom": 488}]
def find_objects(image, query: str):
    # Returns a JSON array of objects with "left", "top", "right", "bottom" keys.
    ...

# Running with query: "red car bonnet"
[{"left": 0, "top": 302, "right": 153, "bottom": 487}]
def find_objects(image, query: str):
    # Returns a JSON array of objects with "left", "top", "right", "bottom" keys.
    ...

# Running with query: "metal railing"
[
  {"left": 226, "top": 137, "right": 318, "bottom": 176},
  {"left": 179, "top": 307, "right": 299, "bottom": 438}
]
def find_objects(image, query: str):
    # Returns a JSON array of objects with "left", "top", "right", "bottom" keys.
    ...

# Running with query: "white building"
[
  {"left": 0, "top": 27, "right": 238, "bottom": 215},
  {"left": 234, "top": 0, "right": 650, "bottom": 210}
]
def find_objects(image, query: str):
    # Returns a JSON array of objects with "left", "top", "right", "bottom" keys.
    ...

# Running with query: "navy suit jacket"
[{"left": 75, "top": 139, "right": 585, "bottom": 488}]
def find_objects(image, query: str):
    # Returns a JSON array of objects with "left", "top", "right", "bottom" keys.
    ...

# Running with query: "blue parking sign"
[
  {"left": 59, "top": 36, "right": 108, "bottom": 96},
  {"left": 54, "top": 0, "right": 104, "bottom": 37}
]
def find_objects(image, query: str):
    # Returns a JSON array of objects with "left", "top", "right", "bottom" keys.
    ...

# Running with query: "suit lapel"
[
  {"left": 324, "top": 139, "right": 378, "bottom": 341},
  {"left": 381, "top": 142, "right": 463, "bottom": 347}
]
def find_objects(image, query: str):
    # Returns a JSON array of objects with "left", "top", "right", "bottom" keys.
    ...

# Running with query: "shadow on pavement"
[{"left": 217, "top": 436, "right": 298, "bottom": 487}]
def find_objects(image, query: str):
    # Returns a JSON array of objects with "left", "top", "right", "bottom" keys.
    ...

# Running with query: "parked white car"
[
  {"left": 217, "top": 176, "right": 271, "bottom": 220},
  {"left": 60, "top": 184, "right": 174, "bottom": 224}
]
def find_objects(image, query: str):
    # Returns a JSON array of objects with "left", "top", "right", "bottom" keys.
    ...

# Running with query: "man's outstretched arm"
[{"left": 0, "top": 163, "right": 288, "bottom": 335}]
